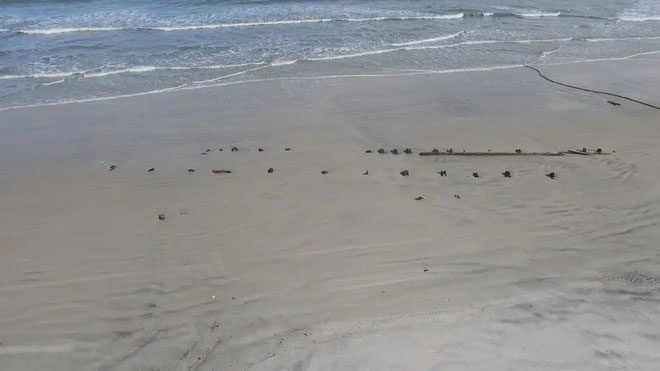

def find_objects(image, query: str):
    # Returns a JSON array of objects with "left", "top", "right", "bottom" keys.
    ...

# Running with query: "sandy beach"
[{"left": 1, "top": 58, "right": 660, "bottom": 370}]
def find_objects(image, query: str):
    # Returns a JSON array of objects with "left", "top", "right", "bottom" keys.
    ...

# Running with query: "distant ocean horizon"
[{"left": 1, "top": 0, "right": 659, "bottom": 110}]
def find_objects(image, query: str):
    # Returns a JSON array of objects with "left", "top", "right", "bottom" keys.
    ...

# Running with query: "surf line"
[{"left": 523, "top": 65, "right": 660, "bottom": 110}]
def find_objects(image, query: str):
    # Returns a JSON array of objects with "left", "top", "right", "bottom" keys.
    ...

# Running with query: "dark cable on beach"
[{"left": 523, "top": 65, "right": 660, "bottom": 111}]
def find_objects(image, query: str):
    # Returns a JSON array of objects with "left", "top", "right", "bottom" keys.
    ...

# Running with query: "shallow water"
[{"left": 1, "top": 0, "right": 659, "bottom": 109}]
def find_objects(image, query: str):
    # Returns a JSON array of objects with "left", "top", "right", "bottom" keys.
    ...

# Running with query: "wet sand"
[{"left": 1, "top": 58, "right": 660, "bottom": 370}]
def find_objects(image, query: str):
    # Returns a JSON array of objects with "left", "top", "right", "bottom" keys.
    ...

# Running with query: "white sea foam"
[
  {"left": 587, "top": 36, "right": 660, "bottom": 42},
  {"left": 540, "top": 48, "right": 561, "bottom": 58},
  {"left": 18, "top": 27, "right": 124, "bottom": 35},
  {"left": 270, "top": 59, "right": 298, "bottom": 66},
  {"left": 15, "top": 14, "right": 466, "bottom": 35},
  {"left": 517, "top": 12, "right": 561, "bottom": 17},
  {"left": 307, "top": 37, "right": 572, "bottom": 62},
  {"left": 39, "top": 79, "right": 66, "bottom": 86},
  {"left": 0, "top": 63, "right": 265, "bottom": 80},
  {"left": 390, "top": 31, "right": 464, "bottom": 46},
  {"left": 190, "top": 65, "right": 269, "bottom": 84},
  {"left": 619, "top": 16, "right": 660, "bottom": 21},
  {"left": 1, "top": 37, "right": 574, "bottom": 83}
]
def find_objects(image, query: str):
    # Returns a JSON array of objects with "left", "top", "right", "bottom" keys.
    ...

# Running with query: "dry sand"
[{"left": 1, "top": 58, "right": 660, "bottom": 370}]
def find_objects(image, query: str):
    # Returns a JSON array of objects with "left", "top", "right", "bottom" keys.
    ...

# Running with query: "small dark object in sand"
[
  {"left": 201, "top": 152, "right": 207, "bottom": 155},
  {"left": 447, "top": 148, "right": 453, "bottom": 154},
  {"left": 148, "top": 168, "right": 155, "bottom": 172},
  {"left": 267, "top": 168, "right": 274, "bottom": 173},
  {"left": 219, "top": 148, "right": 223, "bottom": 152},
  {"left": 582, "top": 147, "right": 587, "bottom": 153},
  {"left": 391, "top": 149, "right": 399, "bottom": 155},
  {"left": 212, "top": 170, "right": 232, "bottom": 174},
  {"left": 285, "top": 148, "right": 291, "bottom": 151},
  {"left": 366, "top": 150, "right": 372, "bottom": 153},
  {"left": 515, "top": 149, "right": 522, "bottom": 154},
  {"left": 400, "top": 170, "right": 409, "bottom": 176},
  {"left": 423, "top": 268, "right": 429, "bottom": 272},
  {"left": 321, "top": 170, "right": 328, "bottom": 174},
  {"left": 377, "top": 149, "right": 386, "bottom": 154},
  {"left": 607, "top": 100, "right": 621, "bottom": 107},
  {"left": 454, "top": 194, "right": 461, "bottom": 199},
  {"left": 472, "top": 172, "right": 480, "bottom": 178},
  {"left": 439, "top": 170, "right": 447, "bottom": 177},
  {"left": 109, "top": 165, "right": 117, "bottom": 171},
  {"left": 414, "top": 195, "right": 425, "bottom": 201},
  {"left": 502, "top": 171, "right": 511, "bottom": 178},
  {"left": 258, "top": 148, "right": 263, "bottom": 152},
  {"left": 432, "top": 149, "right": 440, "bottom": 154},
  {"left": 596, "top": 148, "right": 603, "bottom": 154},
  {"left": 206, "top": 149, "right": 211, "bottom": 152},
  {"left": 404, "top": 148, "right": 412, "bottom": 154},
  {"left": 188, "top": 168, "right": 195, "bottom": 173},
  {"left": 231, "top": 147, "right": 239, "bottom": 152},
  {"left": 546, "top": 172, "right": 556, "bottom": 179},
  {"left": 363, "top": 170, "right": 369, "bottom": 175},
  {"left": 158, "top": 214, "right": 166, "bottom": 220}
]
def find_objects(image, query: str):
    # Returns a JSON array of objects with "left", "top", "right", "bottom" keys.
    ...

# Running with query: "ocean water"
[{"left": 1, "top": 0, "right": 659, "bottom": 110}]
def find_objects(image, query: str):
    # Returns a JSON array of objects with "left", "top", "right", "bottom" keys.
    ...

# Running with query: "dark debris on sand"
[
  {"left": 212, "top": 170, "right": 232, "bottom": 174},
  {"left": 545, "top": 172, "right": 556, "bottom": 179},
  {"left": 267, "top": 168, "right": 274, "bottom": 173},
  {"left": 109, "top": 165, "right": 117, "bottom": 171},
  {"left": 502, "top": 170, "right": 511, "bottom": 178},
  {"left": 321, "top": 170, "right": 328, "bottom": 175},
  {"left": 400, "top": 170, "right": 409, "bottom": 176},
  {"left": 158, "top": 213, "right": 166, "bottom": 221},
  {"left": 148, "top": 168, "right": 155, "bottom": 173}
]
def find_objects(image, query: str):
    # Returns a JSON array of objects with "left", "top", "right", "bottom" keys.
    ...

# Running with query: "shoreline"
[{"left": 1, "top": 52, "right": 659, "bottom": 113}]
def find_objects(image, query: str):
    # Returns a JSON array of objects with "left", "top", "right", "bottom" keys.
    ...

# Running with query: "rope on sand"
[
  {"left": 523, "top": 65, "right": 660, "bottom": 111},
  {"left": 418, "top": 149, "right": 608, "bottom": 156}
]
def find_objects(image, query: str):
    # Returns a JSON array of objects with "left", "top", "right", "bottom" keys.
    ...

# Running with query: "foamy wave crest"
[
  {"left": 587, "top": 36, "right": 660, "bottom": 42},
  {"left": 270, "top": 60, "right": 297, "bottom": 66},
  {"left": 0, "top": 63, "right": 265, "bottom": 80},
  {"left": 153, "top": 14, "right": 465, "bottom": 30},
  {"left": 390, "top": 31, "right": 464, "bottom": 46},
  {"left": 18, "top": 27, "right": 124, "bottom": 35},
  {"left": 517, "top": 12, "right": 561, "bottom": 17},
  {"left": 39, "top": 79, "right": 66, "bottom": 87},
  {"left": 15, "top": 14, "right": 466, "bottom": 35},
  {"left": 618, "top": 16, "right": 660, "bottom": 21},
  {"left": 305, "top": 38, "right": 572, "bottom": 62}
]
